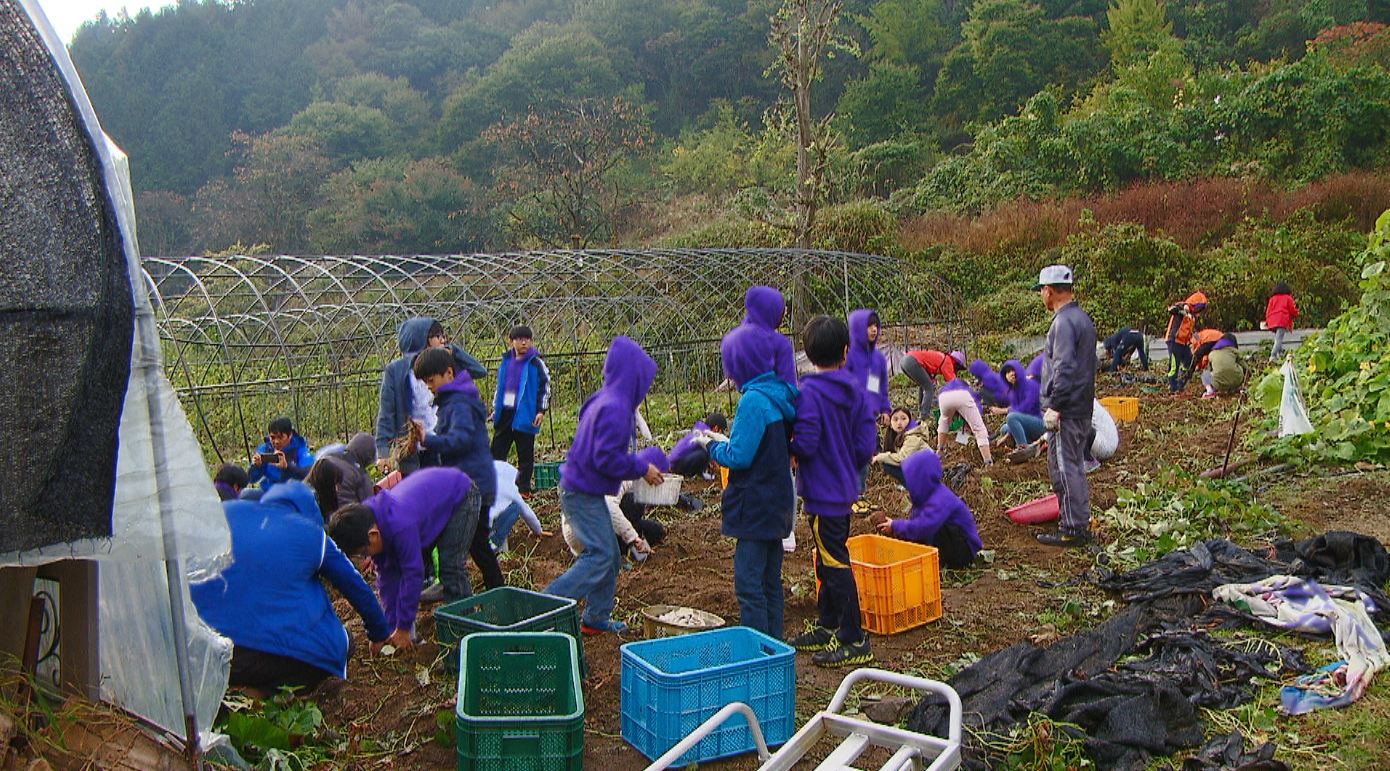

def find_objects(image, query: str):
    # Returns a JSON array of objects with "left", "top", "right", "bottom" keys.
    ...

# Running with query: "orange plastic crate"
[
  {"left": 1099, "top": 396, "right": 1139, "bottom": 423},
  {"left": 846, "top": 534, "right": 942, "bottom": 635}
]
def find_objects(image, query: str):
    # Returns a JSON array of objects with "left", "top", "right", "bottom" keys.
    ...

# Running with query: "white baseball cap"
[{"left": 1032, "top": 264, "right": 1074, "bottom": 290}]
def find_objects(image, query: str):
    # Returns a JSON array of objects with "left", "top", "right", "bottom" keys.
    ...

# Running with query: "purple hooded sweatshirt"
[
  {"left": 741, "top": 286, "right": 798, "bottom": 384},
  {"left": 793, "top": 367, "right": 877, "bottom": 517},
  {"left": 970, "top": 359, "right": 1042, "bottom": 417},
  {"left": 560, "top": 336, "right": 665, "bottom": 496},
  {"left": 1025, "top": 353, "right": 1045, "bottom": 381},
  {"left": 366, "top": 467, "right": 473, "bottom": 632},
  {"left": 893, "top": 451, "right": 983, "bottom": 559},
  {"left": 846, "top": 309, "right": 890, "bottom": 415}
]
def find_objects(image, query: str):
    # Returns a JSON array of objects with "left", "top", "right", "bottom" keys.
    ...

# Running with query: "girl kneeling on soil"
[
  {"left": 872, "top": 407, "right": 934, "bottom": 485},
  {"left": 875, "top": 450, "right": 983, "bottom": 569}
]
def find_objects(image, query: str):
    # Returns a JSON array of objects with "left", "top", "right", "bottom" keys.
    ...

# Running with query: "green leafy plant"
[
  {"left": 1254, "top": 209, "right": 1390, "bottom": 466},
  {"left": 1099, "top": 471, "right": 1289, "bottom": 571},
  {"left": 217, "top": 689, "right": 335, "bottom": 770}
]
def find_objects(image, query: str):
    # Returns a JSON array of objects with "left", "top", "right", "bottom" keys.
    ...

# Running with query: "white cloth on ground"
[{"left": 1090, "top": 398, "right": 1119, "bottom": 460}]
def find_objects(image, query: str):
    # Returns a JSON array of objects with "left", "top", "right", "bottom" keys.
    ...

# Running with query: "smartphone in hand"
[{"left": 259, "top": 452, "right": 283, "bottom": 465}]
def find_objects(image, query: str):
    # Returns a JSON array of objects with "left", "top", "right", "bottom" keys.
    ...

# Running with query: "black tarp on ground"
[
  {"left": 0, "top": 0, "right": 133, "bottom": 552},
  {"left": 909, "top": 532, "right": 1390, "bottom": 770}
]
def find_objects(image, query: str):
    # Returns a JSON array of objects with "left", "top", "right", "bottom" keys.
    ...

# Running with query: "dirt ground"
[{"left": 320, "top": 373, "right": 1390, "bottom": 769}]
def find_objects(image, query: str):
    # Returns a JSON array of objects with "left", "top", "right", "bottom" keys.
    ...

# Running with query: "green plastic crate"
[
  {"left": 456, "top": 632, "right": 584, "bottom": 771},
  {"left": 434, "top": 587, "right": 586, "bottom": 676},
  {"left": 533, "top": 461, "right": 562, "bottom": 490}
]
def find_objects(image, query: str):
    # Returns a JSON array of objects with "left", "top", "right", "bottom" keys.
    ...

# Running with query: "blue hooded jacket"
[
  {"left": 846, "top": 309, "right": 890, "bottom": 416},
  {"left": 741, "top": 286, "right": 798, "bottom": 384},
  {"left": 560, "top": 337, "right": 664, "bottom": 496},
  {"left": 710, "top": 325, "right": 799, "bottom": 540},
  {"left": 375, "top": 317, "right": 486, "bottom": 460},
  {"left": 420, "top": 369, "right": 497, "bottom": 508},
  {"left": 191, "top": 482, "right": 390, "bottom": 679},
  {"left": 491, "top": 346, "right": 551, "bottom": 435},
  {"left": 247, "top": 432, "right": 314, "bottom": 491},
  {"left": 893, "top": 451, "right": 983, "bottom": 561},
  {"left": 970, "top": 359, "right": 1041, "bottom": 418},
  {"left": 793, "top": 367, "right": 876, "bottom": 517}
]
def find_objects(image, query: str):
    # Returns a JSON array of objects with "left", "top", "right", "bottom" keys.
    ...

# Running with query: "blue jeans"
[
  {"left": 1004, "top": 412, "right": 1046, "bottom": 446},
  {"left": 436, "top": 486, "right": 481, "bottom": 603},
  {"left": 733, "top": 539, "right": 785, "bottom": 639},
  {"left": 489, "top": 501, "right": 526, "bottom": 552},
  {"left": 544, "top": 489, "right": 620, "bottom": 626}
]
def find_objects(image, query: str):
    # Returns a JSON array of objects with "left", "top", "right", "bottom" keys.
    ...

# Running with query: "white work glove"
[
  {"left": 703, "top": 430, "right": 729, "bottom": 444},
  {"left": 692, "top": 433, "right": 713, "bottom": 448},
  {"left": 1043, "top": 409, "right": 1061, "bottom": 431}
]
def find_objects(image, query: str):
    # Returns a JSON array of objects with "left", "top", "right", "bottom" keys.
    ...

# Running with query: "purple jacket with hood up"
[
  {"left": 793, "top": 367, "right": 876, "bottom": 517},
  {"left": 892, "top": 450, "right": 983, "bottom": 560},
  {"left": 366, "top": 467, "right": 473, "bottom": 633},
  {"left": 741, "top": 286, "right": 798, "bottom": 384},
  {"left": 846, "top": 309, "right": 890, "bottom": 415},
  {"left": 560, "top": 337, "right": 667, "bottom": 496},
  {"left": 970, "top": 359, "right": 1042, "bottom": 418}
]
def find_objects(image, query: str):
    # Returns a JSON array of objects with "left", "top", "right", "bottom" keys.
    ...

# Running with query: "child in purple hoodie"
[
  {"left": 846, "top": 309, "right": 891, "bottom": 424},
  {"left": 546, "top": 336, "right": 667, "bottom": 635},
  {"left": 741, "top": 286, "right": 798, "bottom": 384},
  {"left": 699, "top": 321, "right": 799, "bottom": 638},
  {"left": 970, "top": 358, "right": 1043, "bottom": 449},
  {"left": 326, "top": 466, "right": 475, "bottom": 648},
  {"left": 787, "top": 316, "right": 877, "bottom": 667},
  {"left": 876, "top": 450, "right": 983, "bottom": 569}
]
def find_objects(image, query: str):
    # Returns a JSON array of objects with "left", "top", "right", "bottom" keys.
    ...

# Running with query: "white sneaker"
[{"left": 782, "top": 531, "right": 797, "bottom": 553}]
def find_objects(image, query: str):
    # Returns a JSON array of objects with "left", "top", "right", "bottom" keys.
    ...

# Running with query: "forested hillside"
[{"left": 69, "top": 0, "right": 1390, "bottom": 336}]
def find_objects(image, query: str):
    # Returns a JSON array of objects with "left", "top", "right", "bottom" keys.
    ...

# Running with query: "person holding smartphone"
[{"left": 247, "top": 416, "right": 315, "bottom": 496}]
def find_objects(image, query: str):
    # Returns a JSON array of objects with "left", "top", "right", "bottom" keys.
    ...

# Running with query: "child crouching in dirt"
[
  {"left": 545, "top": 336, "right": 667, "bottom": 635},
  {"left": 698, "top": 321, "right": 799, "bottom": 640},
  {"left": 787, "top": 316, "right": 877, "bottom": 667},
  {"left": 874, "top": 450, "right": 982, "bottom": 569}
]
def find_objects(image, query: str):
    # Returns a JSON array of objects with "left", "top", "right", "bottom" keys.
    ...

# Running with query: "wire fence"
[{"left": 142, "top": 249, "right": 973, "bottom": 465}]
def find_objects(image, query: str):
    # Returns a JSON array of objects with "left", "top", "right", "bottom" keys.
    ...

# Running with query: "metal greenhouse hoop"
[{"left": 141, "top": 249, "right": 974, "bottom": 465}]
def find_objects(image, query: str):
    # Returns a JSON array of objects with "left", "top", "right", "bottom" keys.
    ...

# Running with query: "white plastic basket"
[{"left": 631, "top": 474, "right": 683, "bottom": 506}]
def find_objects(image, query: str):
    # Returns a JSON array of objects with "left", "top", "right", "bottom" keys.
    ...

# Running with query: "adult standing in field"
[
  {"left": 1265, "top": 283, "right": 1299, "bottom": 362},
  {"left": 1033, "top": 265, "right": 1097, "bottom": 548}
]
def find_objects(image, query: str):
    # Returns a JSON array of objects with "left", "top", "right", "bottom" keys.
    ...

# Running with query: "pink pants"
[{"left": 937, "top": 389, "right": 991, "bottom": 450}]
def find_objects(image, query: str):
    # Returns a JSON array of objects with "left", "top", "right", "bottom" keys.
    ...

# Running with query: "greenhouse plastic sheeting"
[{"left": 2, "top": 0, "right": 232, "bottom": 744}]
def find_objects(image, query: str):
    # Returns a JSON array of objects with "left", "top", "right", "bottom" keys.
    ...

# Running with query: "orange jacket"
[
  {"left": 1191, "top": 328, "right": 1223, "bottom": 369},
  {"left": 1165, "top": 292, "right": 1208, "bottom": 345}
]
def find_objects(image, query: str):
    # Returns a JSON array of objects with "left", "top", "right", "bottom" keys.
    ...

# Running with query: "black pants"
[
  {"left": 879, "top": 462, "right": 906, "bottom": 486},
  {"left": 491, "top": 409, "right": 537, "bottom": 492},
  {"left": 935, "top": 524, "right": 978, "bottom": 569},
  {"left": 618, "top": 493, "right": 667, "bottom": 546},
  {"left": 1167, "top": 341, "right": 1193, "bottom": 392},
  {"left": 810, "top": 514, "right": 864, "bottom": 645},
  {"left": 230, "top": 646, "right": 336, "bottom": 692},
  {"left": 470, "top": 499, "right": 505, "bottom": 590}
]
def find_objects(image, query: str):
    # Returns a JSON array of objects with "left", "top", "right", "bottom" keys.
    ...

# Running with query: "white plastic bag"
[{"left": 1279, "top": 358, "right": 1315, "bottom": 437}]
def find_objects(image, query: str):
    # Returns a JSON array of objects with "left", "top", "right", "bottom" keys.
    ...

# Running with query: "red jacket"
[
  {"left": 1265, "top": 293, "right": 1298, "bottom": 331},
  {"left": 906, "top": 350, "right": 957, "bottom": 381}
]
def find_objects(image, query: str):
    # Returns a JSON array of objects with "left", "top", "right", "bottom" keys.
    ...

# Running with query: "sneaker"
[
  {"left": 1202, "top": 390, "right": 1217, "bottom": 399},
  {"left": 787, "top": 623, "right": 835, "bottom": 652},
  {"left": 1084, "top": 459, "right": 1101, "bottom": 474},
  {"left": 581, "top": 618, "right": 629, "bottom": 635},
  {"left": 419, "top": 581, "right": 445, "bottom": 603},
  {"left": 812, "top": 637, "right": 873, "bottom": 668},
  {"left": 1036, "top": 530, "right": 1092, "bottom": 548}
]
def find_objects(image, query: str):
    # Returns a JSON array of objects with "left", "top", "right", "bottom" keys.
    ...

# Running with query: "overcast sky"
[{"left": 34, "top": 1, "right": 173, "bottom": 44}]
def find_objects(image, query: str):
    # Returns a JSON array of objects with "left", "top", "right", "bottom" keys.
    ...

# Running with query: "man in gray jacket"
[{"left": 1034, "top": 265, "right": 1097, "bottom": 547}]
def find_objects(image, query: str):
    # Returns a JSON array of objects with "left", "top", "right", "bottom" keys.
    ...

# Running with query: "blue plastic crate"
[{"left": 619, "top": 626, "right": 795, "bottom": 765}]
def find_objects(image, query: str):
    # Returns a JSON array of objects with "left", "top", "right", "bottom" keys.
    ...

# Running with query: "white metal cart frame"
[{"left": 642, "top": 668, "right": 963, "bottom": 771}]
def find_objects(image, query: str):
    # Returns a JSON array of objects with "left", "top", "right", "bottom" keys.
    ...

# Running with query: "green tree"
[
  {"left": 308, "top": 156, "right": 492, "bottom": 254},
  {"left": 284, "top": 102, "right": 399, "bottom": 163},
  {"left": 1102, "top": 0, "right": 1174, "bottom": 68},
  {"left": 192, "top": 132, "right": 333, "bottom": 253},
  {"left": 834, "top": 62, "right": 930, "bottom": 148}
]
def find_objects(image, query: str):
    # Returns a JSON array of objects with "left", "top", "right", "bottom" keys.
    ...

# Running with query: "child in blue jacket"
[
  {"left": 374, "top": 317, "right": 486, "bottom": 474},
  {"left": 546, "top": 336, "right": 668, "bottom": 634},
  {"left": 875, "top": 450, "right": 983, "bottom": 569},
  {"left": 491, "top": 325, "right": 551, "bottom": 493},
  {"left": 786, "top": 316, "right": 877, "bottom": 667},
  {"left": 699, "top": 322, "right": 799, "bottom": 639},
  {"left": 413, "top": 347, "right": 504, "bottom": 591}
]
